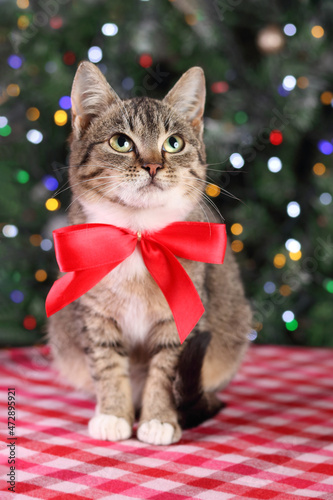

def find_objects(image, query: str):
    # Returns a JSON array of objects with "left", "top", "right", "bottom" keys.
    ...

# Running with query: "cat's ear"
[
  {"left": 163, "top": 67, "right": 205, "bottom": 129},
  {"left": 71, "top": 61, "right": 120, "bottom": 136}
]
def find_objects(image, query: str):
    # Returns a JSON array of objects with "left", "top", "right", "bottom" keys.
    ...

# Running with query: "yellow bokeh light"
[
  {"left": 17, "top": 0, "right": 29, "bottom": 8},
  {"left": 18, "top": 15, "right": 30, "bottom": 29},
  {"left": 45, "top": 198, "right": 61, "bottom": 211},
  {"left": 273, "top": 253, "right": 286, "bottom": 269},
  {"left": 320, "top": 91, "right": 333, "bottom": 105},
  {"left": 54, "top": 110, "right": 68, "bottom": 126},
  {"left": 231, "top": 223, "right": 243, "bottom": 236},
  {"left": 280, "top": 284, "right": 292, "bottom": 296},
  {"left": 26, "top": 107, "right": 40, "bottom": 121},
  {"left": 185, "top": 14, "right": 197, "bottom": 26},
  {"left": 7, "top": 84, "right": 20, "bottom": 97},
  {"left": 311, "top": 25, "right": 324, "bottom": 38},
  {"left": 29, "top": 234, "right": 43, "bottom": 246},
  {"left": 35, "top": 269, "right": 48, "bottom": 282},
  {"left": 205, "top": 184, "right": 220, "bottom": 197},
  {"left": 289, "top": 250, "right": 302, "bottom": 261},
  {"left": 254, "top": 322, "right": 263, "bottom": 332},
  {"left": 313, "top": 163, "right": 326, "bottom": 176},
  {"left": 231, "top": 240, "right": 244, "bottom": 253},
  {"left": 297, "top": 76, "right": 309, "bottom": 89}
]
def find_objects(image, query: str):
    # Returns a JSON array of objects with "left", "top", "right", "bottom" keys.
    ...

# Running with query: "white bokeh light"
[
  {"left": 88, "top": 46, "right": 103, "bottom": 63},
  {"left": 101, "top": 23, "right": 118, "bottom": 36},
  {"left": 287, "top": 201, "right": 301, "bottom": 218},
  {"left": 282, "top": 310, "right": 295, "bottom": 322},
  {"left": 319, "top": 192, "right": 332, "bottom": 205},
  {"left": 26, "top": 129, "right": 43, "bottom": 144},
  {"left": 230, "top": 153, "right": 245, "bottom": 169},
  {"left": 2, "top": 224, "right": 18, "bottom": 238},
  {"left": 41, "top": 239, "right": 53, "bottom": 251},
  {"left": 282, "top": 75, "right": 297, "bottom": 91},
  {"left": 285, "top": 238, "right": 301, "bottom": 253},
  {"left": 284, "top": 24, "right": 297, "bottom": 36},
  {"left": 267, "top": 157, "right": 282, "bottom": 173},
  {"left": 0, "top": 116, "right": 8, "bottom": 128}
]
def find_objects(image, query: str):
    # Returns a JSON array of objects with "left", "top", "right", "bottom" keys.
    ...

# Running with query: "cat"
[{"left": 47, "top": 61, "right": 252, "bottom": 445}]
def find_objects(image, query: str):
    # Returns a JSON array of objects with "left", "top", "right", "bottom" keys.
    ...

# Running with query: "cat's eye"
[
  {"left": 163, "top": 135, "right": 184, "bottom": 153},
  {"left": 109, "top": 134, "right": 133, "bottom": 153}
]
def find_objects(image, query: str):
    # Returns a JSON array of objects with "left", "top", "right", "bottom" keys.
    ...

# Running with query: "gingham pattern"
[{"left": 1, "top": 345, "right": 333, "bottom": 500}]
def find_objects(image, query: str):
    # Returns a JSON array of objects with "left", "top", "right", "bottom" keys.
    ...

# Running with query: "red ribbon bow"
[{"left": 45, "top": 222, "right": 227, "bottom": 343}]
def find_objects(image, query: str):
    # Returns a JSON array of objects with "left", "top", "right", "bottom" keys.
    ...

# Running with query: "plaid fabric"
[{"left": 1, "top": 345, "right": 333, "bottom": 500}]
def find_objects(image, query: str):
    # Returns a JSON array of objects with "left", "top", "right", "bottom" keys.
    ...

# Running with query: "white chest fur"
[{"left": 104, "top": 249, "right": 153, "bottom": 344}]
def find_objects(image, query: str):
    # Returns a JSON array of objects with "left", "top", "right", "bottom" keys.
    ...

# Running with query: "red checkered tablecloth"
[{"left": 1, "top": 345, "right": 333, "bottom": 500}]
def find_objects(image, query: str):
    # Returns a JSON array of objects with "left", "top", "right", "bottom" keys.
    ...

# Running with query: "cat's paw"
[
  {"left": 137, "top": 419, "right": 181, "bottom": 445},
  {"left": 88, "top": 414, "right": 132, "bottom": 441}
]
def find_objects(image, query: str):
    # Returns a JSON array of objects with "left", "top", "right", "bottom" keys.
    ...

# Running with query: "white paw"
[
  {"left": 88, "top": 414, "right": 132, "bottom": 441},
  {"left": 137, "top": 419, "right": 180, "bottom": 445}
]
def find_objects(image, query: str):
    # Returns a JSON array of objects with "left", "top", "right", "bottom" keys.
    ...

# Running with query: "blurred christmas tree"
[{"left": 0, "top": 0, "right": 332, "bottom": 347}]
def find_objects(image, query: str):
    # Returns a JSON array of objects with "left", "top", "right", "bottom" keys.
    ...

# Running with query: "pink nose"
[{"left": 142, "top": 163, "right": 163, "bottom": 179}]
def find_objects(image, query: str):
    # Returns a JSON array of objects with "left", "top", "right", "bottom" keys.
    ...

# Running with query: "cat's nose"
[{"left": 142, "top": 163, "right": 163, "bottom": 179}]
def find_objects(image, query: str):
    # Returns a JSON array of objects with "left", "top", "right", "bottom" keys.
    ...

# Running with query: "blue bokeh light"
[
  {"left": 318, "top": 140, "right": 333, "bottom": 155},
  {"left": 10, "top": 290, "right": 24, "bottom": 303},
  {"left": 43, "top": 175, "right": 59, "bottom": 191},
  {"left": 59, "top": 96, "right": 72, "bottom": 110},
  {"left": 8, "top": 55, "right": 23, "bottom": 69}
]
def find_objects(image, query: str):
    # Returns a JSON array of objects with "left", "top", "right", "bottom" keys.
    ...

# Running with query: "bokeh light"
[
  {"left": 287, "top": 201, "right": 301, "bottom": 218},
  {"left": 54, "top": 109, "right": 68, "bottom": 126},
  {"left": 45, "top": 198, "right": 61, "bottom": 211},
  {"left": 313, "top": 163, "right": 326, "bottom": 175},
  {"left": 26, "top": 107, "right": 40, "bottom": 121},
  {"left": 205, "top": 184, "right": 220, "bottom": 197},
  {"left": 273, "top": 254, "right": 286, "bottom": 268},
  {"left": 101, "top": 23, "right": 118, "bottom": 36},
  {"left": 267, "top": 156, "right": 282, "bottom": 172},
  {"left": 26, "top": 129, "right": 43, "bottom": 144},
  {"left": 88, "top": 46, "right": 103, "bottom": 63},
  {"left": 230, "top": 153, "right": 244, "bottom": 169},
  {"left": 231, "top": 240, "right": 244, "bottom": 252}
]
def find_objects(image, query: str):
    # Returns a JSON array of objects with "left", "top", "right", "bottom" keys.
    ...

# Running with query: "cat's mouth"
[{"left": 139, "top": 177, "right": 164, "bottom": 191}]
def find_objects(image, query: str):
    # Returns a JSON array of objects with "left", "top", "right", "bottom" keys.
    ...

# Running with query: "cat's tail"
[{"left": 173, "top": 331, "right": 225, "bottom": 429}]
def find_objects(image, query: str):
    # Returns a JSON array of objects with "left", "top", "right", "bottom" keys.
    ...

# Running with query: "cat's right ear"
[{"left": 71, "top": 61, "right": 120, "bottom": 137}]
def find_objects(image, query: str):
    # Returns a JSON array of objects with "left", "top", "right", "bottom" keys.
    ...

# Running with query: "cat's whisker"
[
  {"left": 182, "top": 175, "right": 242, "bottom": 203},
  {"left": 54, "top": 176, "right": 122, "bottom": 197},
  {"left": 183, "top": 182, "right": 224, "bottom": 222},
  {"left": 65, "top": 179, "right": 122, "bottom": 211},
  {"left": 95, "top": 180, "right": 128, "bottom": 205}
]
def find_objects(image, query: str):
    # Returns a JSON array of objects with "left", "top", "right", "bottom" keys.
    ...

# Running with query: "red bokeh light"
[
  {"left": 50, "top": 17, "right": 63, "bottom": 29},
  {"left": 23, "top": 315, "right": 37, "bottom": 330},
  {"left": 270, "top": 130, "right": 283, "bottom": 145},
  {"left": 211, "top": 81, "right": 229, "bottom": 93},
  {"left": 139, "top": 54, "right": 153, "bottom": 68},
  {"left": 63, "top": 51, "right": 76, "bottom": 65}
]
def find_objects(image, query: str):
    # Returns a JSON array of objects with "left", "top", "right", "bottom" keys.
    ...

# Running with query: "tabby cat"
[{"left": 48, "top": 62, "right": 252, "bottom": 445}]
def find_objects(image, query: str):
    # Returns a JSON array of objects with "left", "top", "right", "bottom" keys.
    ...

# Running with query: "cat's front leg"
[
  {"left": 137, "top": 322, "right": 182, "bottom": 445},
  {"left": 84, "top": 332, "right": 134, "bottom": 441}
]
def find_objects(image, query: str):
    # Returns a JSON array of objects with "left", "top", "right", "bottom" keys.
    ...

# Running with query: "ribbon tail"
[
  {"left": 46, "top": 263, "right": 120, "bottom": 317},
  {"left": 141, "top": 239, "right": 205, "bottom": 344}
]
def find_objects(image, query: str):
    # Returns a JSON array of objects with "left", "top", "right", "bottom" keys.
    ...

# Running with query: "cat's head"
[{"left": 69, "top": 62, "right": 206, "bottom": 220}]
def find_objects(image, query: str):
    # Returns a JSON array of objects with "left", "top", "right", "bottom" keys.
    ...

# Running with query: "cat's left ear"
[
  {"left": 71, "top": 61, "right": 121, "bottom": 137},
  {"left": 163, "top": 67, "right": 206, "bottom": 130}
]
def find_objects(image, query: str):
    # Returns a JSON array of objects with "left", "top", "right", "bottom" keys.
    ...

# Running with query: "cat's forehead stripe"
[{"left": 125, "top": 98, "right": 171, "bottom": 137}]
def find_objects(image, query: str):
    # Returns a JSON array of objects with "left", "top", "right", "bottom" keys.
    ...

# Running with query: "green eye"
[
  {"left": 163, "top": 135, "right": 184, "bottom": 153},
  {"left": 110, "top": 134, "right": 133, "bottom": 153}
]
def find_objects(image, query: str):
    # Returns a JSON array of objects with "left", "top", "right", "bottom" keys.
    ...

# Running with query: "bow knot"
[{"left": 46, "top": 222, "right": 227, "bottom": 343}]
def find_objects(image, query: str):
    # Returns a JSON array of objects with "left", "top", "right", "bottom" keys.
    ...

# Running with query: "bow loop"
[{"left": 54, "top": 224, "right": 136, "bottom": 272}]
